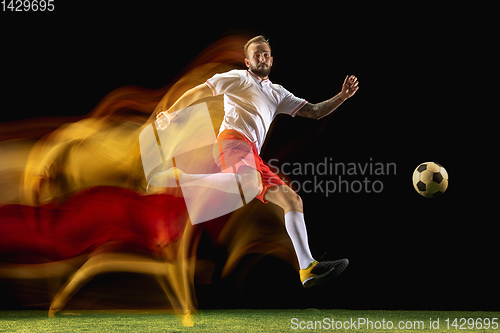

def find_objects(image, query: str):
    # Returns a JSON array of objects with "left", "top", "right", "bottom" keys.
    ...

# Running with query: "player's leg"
[
  {"left": 263, "top": 185, "right": 314, "bottom": 269},
  {"left": 264, "top": 185, "right": 349, "bottom": 288},
  {"left": 147, "top": 163, "right": 262, "bottom": 198},
  {"left": 148, "top": 167, "right": 241, "bottom": 194},
  {"left": 148, "top": 134, "right": 262, "bottom": 197}
]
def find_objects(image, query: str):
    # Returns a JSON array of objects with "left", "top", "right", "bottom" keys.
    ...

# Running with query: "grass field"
[{"left": 1, "top": 309, "right": 499, "bottom": 332}]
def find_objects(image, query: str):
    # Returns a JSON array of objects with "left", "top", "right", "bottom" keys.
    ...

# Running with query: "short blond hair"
[{"left": 244, "top": 35, "right": 271, "bottom": 58}]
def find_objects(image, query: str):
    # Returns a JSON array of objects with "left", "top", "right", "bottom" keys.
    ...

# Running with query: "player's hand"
[
  {"left": 340, "top": 75, "right": 359, "bottom": 100},
  {"left": 156, "top": 111, "right": 171, "bottom": 130}
]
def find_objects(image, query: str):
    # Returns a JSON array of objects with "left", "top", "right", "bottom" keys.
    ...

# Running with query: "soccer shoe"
[
  {"left": 146, "top": 167, "right": 184, "bottom": 192},
  {"left": 300, "top": 258, "right": 349, "bottom": 288}
]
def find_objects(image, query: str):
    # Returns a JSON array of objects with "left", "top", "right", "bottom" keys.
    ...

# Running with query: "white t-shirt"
[{"left": 205, "top": 69, "right": 307, "bottom": 154}]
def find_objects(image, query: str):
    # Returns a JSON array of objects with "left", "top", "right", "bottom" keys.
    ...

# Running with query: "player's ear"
[
  {"left": 269, "top": 56, "right": 273, "bottom": 67},
  {"left": 244, "top": 57, "right": 250, "bottom": 68}
]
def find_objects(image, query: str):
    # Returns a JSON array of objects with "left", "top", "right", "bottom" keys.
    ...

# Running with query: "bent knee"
[
  {"left": 240, "top": 176, "right": 262, "bottom": 196},
  {"left": 239, "top": 169, "right": 263, "bottom": 198}
]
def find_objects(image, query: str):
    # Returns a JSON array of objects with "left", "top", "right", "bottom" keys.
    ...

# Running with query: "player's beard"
[{"left": 250, "top": 63, "right": 271, "bottom": 78}]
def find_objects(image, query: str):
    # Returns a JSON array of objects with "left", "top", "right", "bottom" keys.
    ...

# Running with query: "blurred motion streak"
[{"left": 0, "top": 34, "right": 296, "bottom": 325}]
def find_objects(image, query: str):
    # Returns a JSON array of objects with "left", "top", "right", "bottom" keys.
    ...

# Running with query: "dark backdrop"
[{"left": 1, "top": 2, "right": 495, "bottom": 311}]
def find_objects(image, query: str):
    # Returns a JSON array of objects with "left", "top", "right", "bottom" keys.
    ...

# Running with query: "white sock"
[
  {"left": 180, "top": 173, "right": 242, "bottom": 195},
  {"left": 284, "top": 211, "right": 315, "bottom": 270}
]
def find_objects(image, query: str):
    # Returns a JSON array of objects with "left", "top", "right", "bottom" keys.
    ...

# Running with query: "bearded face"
[
  {"left": 244, "top": 42, "right": 273, "bottom": 79},
  {"left": 248, "top": 60, "right": 271, "bottom": 78}
]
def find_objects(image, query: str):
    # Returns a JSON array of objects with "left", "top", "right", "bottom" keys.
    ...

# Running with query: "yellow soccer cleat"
[{"left": 300, "top": 259, "right": 349, "bottom": 288}]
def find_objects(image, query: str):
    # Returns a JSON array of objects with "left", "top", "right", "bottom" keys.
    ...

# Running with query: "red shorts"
[{"left": 213, "top": 129, "right": 285, "bottom": 203}]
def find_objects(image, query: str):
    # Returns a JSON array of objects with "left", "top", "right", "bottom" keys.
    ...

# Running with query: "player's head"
[{"left": 244, "top": 35, "right": 273, "bottom": 79}]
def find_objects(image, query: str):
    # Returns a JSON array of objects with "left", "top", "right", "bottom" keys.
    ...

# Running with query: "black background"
[{"left": 1, "top": 2, "right": 496, "bottom": 311}]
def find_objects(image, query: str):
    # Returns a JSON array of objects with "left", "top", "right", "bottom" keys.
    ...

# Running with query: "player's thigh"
[
  {"left": 213, "top": 137, "right": 254, "bottom": 171},
  {"left": 239, "top": 165, "right": 263, "bottom": 196}
]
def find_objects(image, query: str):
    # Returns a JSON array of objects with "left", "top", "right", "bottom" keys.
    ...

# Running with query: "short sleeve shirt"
[{"left": 206, "top": 69, "right": 306, "bottom": 154}]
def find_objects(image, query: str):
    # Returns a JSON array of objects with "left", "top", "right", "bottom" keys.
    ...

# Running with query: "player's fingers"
[
  {"left": 347, "top": 81, "right": 357, "bottom": 89},
  {"left": 156, "top": 119, "right": 168, "bottom": 130},
  {"left": 156, "top": 114, "right": 170, "bottom": 128}
]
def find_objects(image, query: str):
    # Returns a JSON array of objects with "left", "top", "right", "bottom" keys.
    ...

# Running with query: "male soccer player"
[{"left": 155, "top": 36, "right": 359, "bottom": 288}]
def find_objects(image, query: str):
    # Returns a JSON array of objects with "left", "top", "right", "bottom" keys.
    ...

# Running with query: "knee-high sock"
[
  {"left": 284, "top": 211, "right": 315, "bottom": 270},
  {"left": 180, "top": 173, "right": 242, "bottom": 195}
]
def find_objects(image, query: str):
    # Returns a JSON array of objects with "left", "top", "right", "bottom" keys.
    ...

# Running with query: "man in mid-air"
[{"left": 155, "top": 35, "right": 359, "bottom": 288}]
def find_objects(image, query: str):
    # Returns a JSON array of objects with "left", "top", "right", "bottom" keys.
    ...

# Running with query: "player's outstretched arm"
[
  {"left": 297, "top": 75, "right": 359, "bottom": 120},
  {"left": 155, "top": 84, "right": 213, "bottom": 125}
]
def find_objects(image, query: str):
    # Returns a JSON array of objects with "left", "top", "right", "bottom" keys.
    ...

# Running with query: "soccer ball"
[{"left": 412, "top": 162, "right": 448, "bottom": 198}]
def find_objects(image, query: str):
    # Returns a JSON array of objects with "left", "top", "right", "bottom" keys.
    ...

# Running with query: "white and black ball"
[{"left": 412, "top": 162, "right": 448, "bottom": 198}]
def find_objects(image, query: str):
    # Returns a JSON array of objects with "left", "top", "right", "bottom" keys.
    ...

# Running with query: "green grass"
[{"left": 0, "top": 309, "right": 499, "bottom": 332}]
